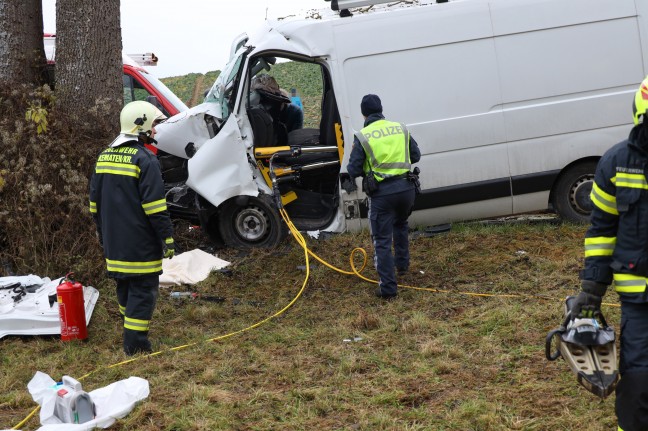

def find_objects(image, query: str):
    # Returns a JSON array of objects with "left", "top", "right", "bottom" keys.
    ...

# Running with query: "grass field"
[{"left": 1, "top": 219, "right": 620, "bottom": 430}]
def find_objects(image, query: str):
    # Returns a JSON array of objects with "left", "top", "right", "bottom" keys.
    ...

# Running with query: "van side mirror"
[{"left": 251, "top": 57, "right": 277, "bottom": 76}]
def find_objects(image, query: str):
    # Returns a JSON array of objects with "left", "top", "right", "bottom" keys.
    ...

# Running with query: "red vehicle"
[
  {"left": 44, "top": 35, "right": 194, "bottom": 218},
  {"left": 43, "top": 34, "right": 188, "bottom": 124}
]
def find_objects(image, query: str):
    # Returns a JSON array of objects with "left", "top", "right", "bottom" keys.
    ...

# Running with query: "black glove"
[
  {"left": 341, "top": 177, "right": 357, "bottom": 194},
  {"left": 163, "top": 237, "right": 175, "bottom": 259},
  {"left": 571, "top": 280, "right": 607, "bottom": 318}
]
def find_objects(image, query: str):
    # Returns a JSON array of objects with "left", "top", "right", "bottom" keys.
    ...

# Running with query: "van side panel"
[
  {"left": 490, "top": 0, "right": 643, "bottom": 214},
  {"left": 495, "top": 18, "right": 642, "bottom": 142},
  {"left": 336, "top": 2, "right": 512, "bottom": 216},
  {"left": 490, "top": 0, "right": 637, "bottom": 35},
  {"left": 636, "top": 0, "right": 648, "bottom": 75}
]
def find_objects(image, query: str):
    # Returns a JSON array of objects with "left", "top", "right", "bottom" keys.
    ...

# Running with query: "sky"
[{"left": 42, "top": 0, "right": 327, "bottom": 78}]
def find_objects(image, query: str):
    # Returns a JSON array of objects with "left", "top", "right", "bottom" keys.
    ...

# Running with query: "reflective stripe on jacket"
[
  {"left": 89, "top": 139, "right": 173, "bottom": 278},
  {"left": 583, "top": 125, "right": 648, "bottom": 302},
  {"left": 354, "top": 119, "right": 411, "bottom": 182}
]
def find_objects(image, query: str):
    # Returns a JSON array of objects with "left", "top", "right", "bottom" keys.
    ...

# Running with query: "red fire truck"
[{"left": 43, "top": 34, "right": 188, "bottom": 120}]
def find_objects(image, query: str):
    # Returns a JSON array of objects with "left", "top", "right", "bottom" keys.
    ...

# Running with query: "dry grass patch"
[{"left": 3, "top": 220, "right": 623, "bottom": 430}]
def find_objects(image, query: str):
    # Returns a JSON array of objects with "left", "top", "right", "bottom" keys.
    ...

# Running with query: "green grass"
[{"left": 1, "top": 220, "right": 622, "bottom": 430}]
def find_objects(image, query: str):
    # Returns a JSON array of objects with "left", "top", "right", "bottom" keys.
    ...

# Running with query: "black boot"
[{"left": 374, "top": 287, "right": 397, "bottom": 300}]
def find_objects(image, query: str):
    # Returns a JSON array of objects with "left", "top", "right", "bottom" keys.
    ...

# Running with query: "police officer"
[
  {"left": 572, "top": 76, "right": 648, "bottom": 431},
  {"left": 89, "top": 101, "right": 174, "bottom": 356},
  {"left": 346, "top": 94, "right": 421, "bottom": 299}
]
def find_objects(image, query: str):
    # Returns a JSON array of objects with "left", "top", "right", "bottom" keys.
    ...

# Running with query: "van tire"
[
  {"left": 552, "top": 161, "right": 597, "bottom": 223},
  {"left": 217, "top": 195, "right": 287, "bottom": 248}
]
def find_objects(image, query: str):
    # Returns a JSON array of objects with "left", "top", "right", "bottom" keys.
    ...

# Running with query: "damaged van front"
[{"left": 154, "top": 21, "right": 347, "bottom": 248}]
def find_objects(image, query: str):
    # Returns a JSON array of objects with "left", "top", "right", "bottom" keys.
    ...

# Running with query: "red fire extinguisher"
[{"left": 57, "top": 273, "right": 88, "bottom": 341}]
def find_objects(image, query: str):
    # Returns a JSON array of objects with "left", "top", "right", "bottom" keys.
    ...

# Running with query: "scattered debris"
[
  {"left": 297, "top": 264, "right": 318, "bottom": 271},
  {"left": 216, "top": 268, "right": 233, "bottom": 277},
  {"left": 169, "top": 292, "right": 226, "bottom": 303},
  {"left": 478, "top": 213, "right": 561, "bottom": 225},
  {"left": 410, "top": 224, "right": 452, "bottom": 239},
  {"left": 0, "top": 275, "right": 99, "bottom": 339}
]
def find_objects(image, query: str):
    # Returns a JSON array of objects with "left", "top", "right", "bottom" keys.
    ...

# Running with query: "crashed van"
[{"left": 154, "top": 0, "right": 648, "bottom": 248}]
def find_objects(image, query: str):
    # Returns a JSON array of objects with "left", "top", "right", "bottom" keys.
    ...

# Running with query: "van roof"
[
  {"left": 247, "top": 0, "right": 471, "bottom": 58},
  {"left": 297, "top": 0, "right": 448, "bottom": 22}
]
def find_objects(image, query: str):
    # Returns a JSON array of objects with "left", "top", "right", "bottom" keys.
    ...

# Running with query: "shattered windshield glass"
[{"left": 204, "top": 49, "right": 245, "bottom": 120}]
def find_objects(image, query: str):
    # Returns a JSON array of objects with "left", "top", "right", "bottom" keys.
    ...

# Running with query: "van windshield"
[{"left": 204, "top": 49, "right": 245, "bottom": 120}]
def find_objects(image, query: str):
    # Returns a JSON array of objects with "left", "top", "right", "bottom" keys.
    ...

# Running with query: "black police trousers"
[
  {"left": 116, "top": 275, "right": 159, "bottom": 356},
  {"left": 369, "top": 187, "right": 416, "bottom": 296},
  {"left": 617, "top": 301, "right": 648, "bottom": 431}
]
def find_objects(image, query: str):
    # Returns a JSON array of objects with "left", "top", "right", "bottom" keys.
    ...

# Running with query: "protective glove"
[
  {"left": 163, "top": 237, "right": 175, "bottom": 259},
  {"left": 341, "top": 177, "right": 357, "bottom": 194},
  {"left": 571, "top": 280, "right": 608, "bottom": 319}
]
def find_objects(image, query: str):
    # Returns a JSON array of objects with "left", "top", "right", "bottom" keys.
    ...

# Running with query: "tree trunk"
[
  {"left": 55, "top": 0, "right": 122, "bottom": 131},
  {"left": 0, "top": 0, "right": 47, "bottom": 85}
]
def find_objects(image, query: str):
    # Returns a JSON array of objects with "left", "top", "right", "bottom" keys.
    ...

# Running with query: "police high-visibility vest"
[{"left": 354, "top": 120, "right": 411, "bottom": 182}]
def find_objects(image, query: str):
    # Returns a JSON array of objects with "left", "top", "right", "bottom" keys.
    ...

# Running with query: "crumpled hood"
[{"left": 153, "top": 103, "right": 222, "bottom": 159}]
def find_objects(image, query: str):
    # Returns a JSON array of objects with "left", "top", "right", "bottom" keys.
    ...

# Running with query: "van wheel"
[
  {"left": 218, "top": 195, "right": 287, "bottom": 248},
  {"left": 552, "top": 161, "right": 597, "bottom": 223}
]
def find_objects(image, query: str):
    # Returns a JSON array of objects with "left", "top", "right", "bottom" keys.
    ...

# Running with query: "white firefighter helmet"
[{"left": 110, "top": 101, "right": 166, "bottom": 147}]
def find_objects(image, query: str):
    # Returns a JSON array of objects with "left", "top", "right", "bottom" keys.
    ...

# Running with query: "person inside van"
[
  {"left": 250, "top": 74, "right": 303, "bottom": 144},
  {"left": 346, "top": 94, "right": 420, "bottom": 300},
  {"left": 279, "top": 88, "right": 303, "bottom": 133},
  {"left": 290, "top": 87, "right": 303, "bottom": 111}
]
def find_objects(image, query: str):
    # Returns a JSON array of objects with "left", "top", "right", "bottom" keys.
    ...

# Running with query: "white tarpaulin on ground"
[
  {"left": 159, "top": 249, "right": 230, "bottom": 287},
  {"left": 26, "top": 371, "right": 149, "bottom": 430}
]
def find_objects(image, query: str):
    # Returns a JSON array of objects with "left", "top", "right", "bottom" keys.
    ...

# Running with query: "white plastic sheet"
[
  {"left": 27, "top": 371, "right": 149, "bottom": 430},
  {"left": 159, "top": 248, "right": 230, "bottom": 287}
]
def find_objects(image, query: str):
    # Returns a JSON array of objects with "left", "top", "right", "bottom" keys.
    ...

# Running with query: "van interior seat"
[
  {"left": 281, "top": 88, "right": 341, "bottom": 196},
  {"left": 247, "top": 106, "right": 275, "bottom": 148},
  {"left": 250, "top": 88, "right": 341, "bottom": 194}
]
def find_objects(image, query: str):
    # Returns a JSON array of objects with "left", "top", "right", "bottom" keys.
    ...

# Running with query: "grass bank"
[{"left": 1, "top": 220, "right": 619, "bottom": 430}]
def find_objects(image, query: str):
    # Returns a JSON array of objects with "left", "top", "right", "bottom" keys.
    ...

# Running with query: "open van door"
[
  {"left": 186, "top": 115, "right": 258, "bottom": 206},
  {"left": 185, "top": 47, "right": 256, "bottom": 206}
]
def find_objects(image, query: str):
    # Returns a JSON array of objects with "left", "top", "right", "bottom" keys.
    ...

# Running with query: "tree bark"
[
  {"left": 55, "top": 0, "right": 122, "bottom": 130},
  {"left": 0, "top": 0, "right": 47, "bottom": 85}
]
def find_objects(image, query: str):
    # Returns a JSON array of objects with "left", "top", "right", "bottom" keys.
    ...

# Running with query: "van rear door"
[{"left": 492, "top": 0, "right": 642, "bottom": 214}]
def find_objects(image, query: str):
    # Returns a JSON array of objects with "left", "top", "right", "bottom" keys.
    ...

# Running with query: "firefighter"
[
  {"left": 345, "top": 94, "right": 421, "bottom": 299},
  {"left": 89, "top": 100, "right": 174, "bottom": 356},
  {"left": 572, "top": 75, "right": 648, "bottom": 431}
]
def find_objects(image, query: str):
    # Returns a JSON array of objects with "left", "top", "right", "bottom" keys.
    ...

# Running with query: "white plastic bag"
[{"left": 28, "top": 371, "right": 149, "bottom": 430}]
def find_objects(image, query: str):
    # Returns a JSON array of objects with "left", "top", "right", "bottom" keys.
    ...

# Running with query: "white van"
[{"left": 155, "top": 0, "right": 648, "bottom": 248}]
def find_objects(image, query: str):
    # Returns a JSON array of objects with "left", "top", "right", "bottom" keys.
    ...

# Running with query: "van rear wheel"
[
  {"left": 552, "top": 161, "right": 597, "bottom": 223},
  {"left": 218, "top": 195, "right": 287, "bottom": 248}
]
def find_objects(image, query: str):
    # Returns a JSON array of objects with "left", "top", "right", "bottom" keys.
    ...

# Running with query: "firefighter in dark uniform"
[
  {"left": 572, "top": 76, "right": 648, "bottom": 431},
  {"left": 89, "top": 101, "right": 174, "bottom": 356},
  {"left": 345, "top": 94, "right": 421, "bottom": 299}
]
